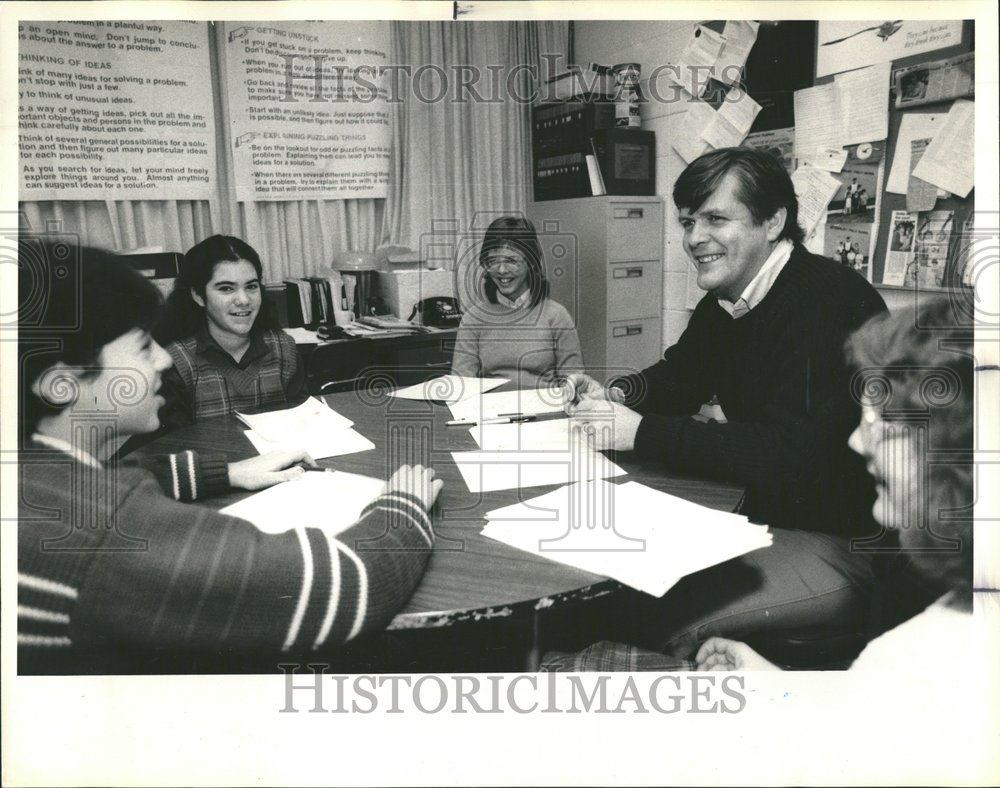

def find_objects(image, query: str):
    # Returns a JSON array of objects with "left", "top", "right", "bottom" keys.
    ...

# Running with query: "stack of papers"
[
  {"left": 391, "top": 375, "right": 508, "bottom": 403},
  {"left": 282, "top": 327, "right": 323, "bottom": 345},
  {"left": 236, "top": 397, "right": 375, "bottom": 459},
  {"left": 221, "top": 470, "right": 386, "bottom": 537},
  {"left": 481, "top": 480, "right": 772, "bottom": 597},
  {"left": 451, "top": 393, "right": 619, "bottom": 493}
]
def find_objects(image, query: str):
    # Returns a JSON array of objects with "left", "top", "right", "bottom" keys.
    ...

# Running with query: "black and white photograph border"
[{"left": 1, "top": 1, "right": 998, "bottom": 786}]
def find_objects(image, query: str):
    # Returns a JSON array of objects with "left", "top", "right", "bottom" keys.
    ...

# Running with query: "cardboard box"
[{"left": 378, "top": 269, "right": 456, "bottom": 321}]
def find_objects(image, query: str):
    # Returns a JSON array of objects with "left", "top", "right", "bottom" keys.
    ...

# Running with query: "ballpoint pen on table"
[{"left": 446, "top": 415, "right": 537, "bottom": 427}]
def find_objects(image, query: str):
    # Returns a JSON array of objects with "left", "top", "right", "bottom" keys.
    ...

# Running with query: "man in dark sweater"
[{"left": 564, "top": 147, "right": 887, "bottom": 660}]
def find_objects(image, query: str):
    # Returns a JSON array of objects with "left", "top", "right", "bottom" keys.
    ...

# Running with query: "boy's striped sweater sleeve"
[
  {"left": 72, "top": 475, "right": 434, "bottom": 653},
  {"left": 131, "top": 451, "right": 231, "bottom": 502}
]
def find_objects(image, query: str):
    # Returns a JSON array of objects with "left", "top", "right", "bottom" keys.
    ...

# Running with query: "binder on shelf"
[
  {"left": 284, "top": 276, "right": 352, "bottom": 328},
  {"left": 531, "top": 98, "right": 617, "bottom": 201}
]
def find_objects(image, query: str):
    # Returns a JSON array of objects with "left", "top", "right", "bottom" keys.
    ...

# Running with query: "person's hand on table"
[
  {"left": 562, "top": 373, "right": 625, "bottom": 413},
  {"left": 386, "top": 464, "right": 443, "bottom": 510},
  {"left": 568, "top": 397, "right": 642, "bottom": 451},
  {"left": 695, "top": 637, "right": 782, "bottom": 672},
  {"left": 228, "top": 450, "right": 319, "bottom": 490}
]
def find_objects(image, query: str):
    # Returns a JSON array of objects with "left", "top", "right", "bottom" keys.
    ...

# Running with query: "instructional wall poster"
[
  {"left": 224, "top": 21, "right": 391, "bottom": 202},
  {"left": 815, "top": 20, "right": 963, "bottom": 78},
  {"left": 18, "top": 21, "right": 217, "bottom": 201}
]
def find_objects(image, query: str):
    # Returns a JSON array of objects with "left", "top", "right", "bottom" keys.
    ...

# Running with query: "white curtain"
[
  {"left": 19, "top": 21, "right": 570, "bottom": 285},
  {"left": 383, "top": 20, "right": 569, "bottom": 251},
  {"left": 18, "top": 200, "right": 214, "bottom": 256}
]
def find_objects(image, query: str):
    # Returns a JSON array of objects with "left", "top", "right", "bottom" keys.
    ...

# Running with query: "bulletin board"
[{"left": 815, "top": 21, "right": 975, "bottom": 291}]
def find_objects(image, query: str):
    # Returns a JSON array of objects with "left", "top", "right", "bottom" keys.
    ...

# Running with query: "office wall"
[
  {"left": 574, "top": 20, "right": 700, "bottom": 349},
  {"left": 574, "top": 20, "right": 914, "bottom": 350}
]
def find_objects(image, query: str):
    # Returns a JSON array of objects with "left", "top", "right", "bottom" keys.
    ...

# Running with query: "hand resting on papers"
[
  {"left": 386, "top": 464, "right": 444, "bottom": 510},
  {"left": 227, "top": 449, "right": 319, "bottom": 490}
]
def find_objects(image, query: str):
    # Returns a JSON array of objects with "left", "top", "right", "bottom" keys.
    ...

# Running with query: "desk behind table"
[
  {"left": 295, "top": 329, "right": 459, "bottom": 394},
  {"left": 133, "top": 389, "right": 744, "bottom": 634}
]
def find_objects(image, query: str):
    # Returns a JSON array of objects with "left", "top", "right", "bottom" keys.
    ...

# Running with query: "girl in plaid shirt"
[
  {"left": 155, "top": 235, "right": 307, "bottom": 427},
  {"left": 18, "top": 241, "right": 441, "bottom": 673}
]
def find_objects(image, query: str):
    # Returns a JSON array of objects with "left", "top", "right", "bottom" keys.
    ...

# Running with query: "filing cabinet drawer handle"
[
  {"left": 613, "top": 266, "right": 644, "bottom": 279},
  {"left": 613, "top": 325, "right": 643, "bottom": 338},
  {"left": 613, "top": 207, "right": 645, "bottom": 220}
]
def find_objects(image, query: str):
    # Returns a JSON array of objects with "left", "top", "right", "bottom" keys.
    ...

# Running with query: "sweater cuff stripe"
[
  {"left": 282, "top": 528, "right": 314, "bottom": 652},
  {"left": 312, "top": 530, "right": 343, "bottom": 649},
  {"left": 336, "top": 541, "right": 368, "bottom": 641},
  {"left": 186, "top": 450, "right": 197, "bottom": 500},
  {"left": 169, "top": 453, "right": 181, "bottom": 500},
  {"left": 378, "top": 492, "right": 433, "bottom": 535}
]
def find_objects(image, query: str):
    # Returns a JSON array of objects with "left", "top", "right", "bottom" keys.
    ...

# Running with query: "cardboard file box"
[{"left": 378, "top": 269, "right": 456, "bottom": 321}]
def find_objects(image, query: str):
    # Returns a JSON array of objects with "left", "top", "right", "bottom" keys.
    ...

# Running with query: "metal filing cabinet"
[{"left": 527, "top": 196, "right": 664, "bottom": 383}]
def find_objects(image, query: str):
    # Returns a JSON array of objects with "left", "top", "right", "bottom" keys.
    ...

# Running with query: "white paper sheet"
[
  {"left": 668, "top": 25, "right": 727, "bottom": 98},
  {"left": 281, "top": 327, "right": 323, "bottom": 344},
  {"left": 447, "top": 387, "right": 566, "bottom": 423},
  {"left": 886, "top": 113, "right": 946, "bottom": 193},
  {"left": 793, "top": 83, "right": 841, "bottom": 160},
  {"left": 816, "top": 21, "right": 962, "bottom": 79},
  {"left": 220, "top": 470, "right": 386, "bottom": 536},
  {"left": 835, "top": 62, "right": 892, "bottom": 146},
  {"left": 391, "top": 375, "right": 508, "bottom": 403},
  {"left": 451, "top": 449, "right": 625, "bottom": 493},
  {"left": 700, "top": 88, "right": 761, "bottom": 148},
  {"left": 791, "top": 164, "right": 842, "bottom": 236},
  {"left": 673, "top": 100, "right": 717, "bottom": 163},
  {"left": 713, "top": 20, "right": 759, "bottom": 85},
  {"left": 243, "top": 427, "right": 375, "bottom": 460},
  {"left": 911, "top": 99, "right": 975, "bottom": 198},
  {"left": 468, "top": 417, "right": 586, "bottom": 452},
  {"left": 807, "top": 147, "right": 849, "bottom": 173},
  {"left": 236, "top": 397, "right": 353, "bottom": 441},
  {"left": 482, "top": 480, "right": 771, "bottom": 597}
]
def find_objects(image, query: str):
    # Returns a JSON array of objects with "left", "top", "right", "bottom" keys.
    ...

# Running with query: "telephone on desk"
[{"left": 408, "top": 297, "right": 463, "bottom": 328}]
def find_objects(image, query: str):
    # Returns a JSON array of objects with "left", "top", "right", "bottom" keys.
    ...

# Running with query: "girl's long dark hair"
[
  {"left": 154, "top": 234, "right": 278, "bottom": 345},
  {"left": 479, "top": 216, "right": 550, "bottom": 308}
]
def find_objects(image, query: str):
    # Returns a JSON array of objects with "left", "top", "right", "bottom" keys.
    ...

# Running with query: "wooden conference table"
[{"left": 133, "top": 389, "right": 743, "bottom": 652}]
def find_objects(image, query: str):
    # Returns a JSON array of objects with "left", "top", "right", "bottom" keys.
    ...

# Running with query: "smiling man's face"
[{"left": 678, "top": 172, "right": 784, "bottom": 302}]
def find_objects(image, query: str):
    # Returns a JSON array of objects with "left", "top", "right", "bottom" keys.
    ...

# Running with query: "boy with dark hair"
[
  {"left": 563, "top": 147, "right": 888, "bottom": 661},
  {"left": 18, "top": 240, "right": 441, "bottom": 673}
]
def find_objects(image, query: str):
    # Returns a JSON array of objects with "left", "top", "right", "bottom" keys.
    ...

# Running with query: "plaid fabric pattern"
[
  {"left": 167, "top": 329, "right": 298, "bottom": 422},
  {"left": 541, "top": 641, "right": 694, "bottom": 672}
]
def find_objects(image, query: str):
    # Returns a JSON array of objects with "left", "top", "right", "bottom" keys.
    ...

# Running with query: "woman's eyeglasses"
[{"left": 483, "top": 256, "right": 527, "bottom": 271}]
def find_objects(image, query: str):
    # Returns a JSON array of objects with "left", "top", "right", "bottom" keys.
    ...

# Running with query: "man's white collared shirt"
[{"left": 717, "top": 239, "right": 793, "bottom": 319}]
